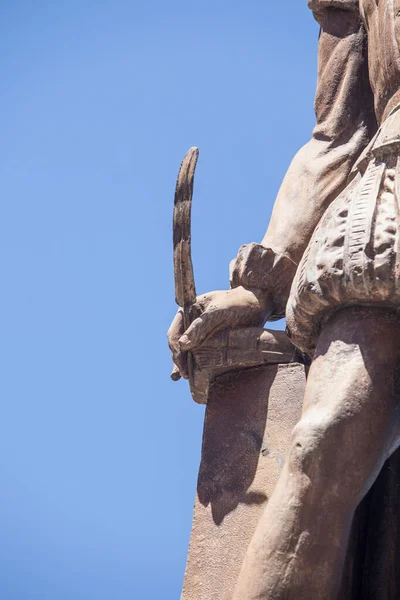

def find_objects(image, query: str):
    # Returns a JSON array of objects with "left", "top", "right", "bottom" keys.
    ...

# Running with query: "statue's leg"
[{"left": 233, "top": 306, "right": 400, "bottom": 600}]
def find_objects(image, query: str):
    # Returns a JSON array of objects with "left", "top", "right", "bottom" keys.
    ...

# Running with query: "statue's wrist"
[{"left": 230, "top": 243, "right": 298, "bottom": 320}]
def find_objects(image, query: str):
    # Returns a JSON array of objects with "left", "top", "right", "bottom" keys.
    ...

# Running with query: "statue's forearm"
[
  {"left": 263, "top": 7, "right": 373, "bottom": 265},
  {"left": 261, "top": 131, "right": 366, "bottom": 266},
  {"left": 230, "top": 129, "right": 366, "bottom": 320},
  {"left": 231, "top": 6, "right": 375, "bottom": 319}
]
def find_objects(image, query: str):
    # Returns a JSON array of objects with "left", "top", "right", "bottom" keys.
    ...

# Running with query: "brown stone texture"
[
  {"left": 181, "top": 363, "right": 306, "bottom": 600},
  {"left": 170, "top": 3, "right": 400, "bottom": 597},
  {"left": 340, "top": 447, "right": 400, "bottom": 599}
]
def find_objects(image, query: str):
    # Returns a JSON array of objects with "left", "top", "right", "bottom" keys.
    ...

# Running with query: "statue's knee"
[
  {"left": 288, "top": 418, "right": 360, "bottom": 506},
  {"left": 288, "top": 418, "right": 330, "bottom": 477}
]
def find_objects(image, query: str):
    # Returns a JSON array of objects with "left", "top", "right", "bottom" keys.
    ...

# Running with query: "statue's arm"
[{"left": 231, "top": 4, "right": 376, "bottom": 319}]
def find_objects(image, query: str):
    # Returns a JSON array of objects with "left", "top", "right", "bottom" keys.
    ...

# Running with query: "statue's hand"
[{"left": 168, "top": 286, "right": 270, "bottom": 380}]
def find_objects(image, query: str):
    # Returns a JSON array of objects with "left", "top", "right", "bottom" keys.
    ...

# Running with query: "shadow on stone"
[{"left": 197, "top": 366, "right": 276, "bottom": 525}]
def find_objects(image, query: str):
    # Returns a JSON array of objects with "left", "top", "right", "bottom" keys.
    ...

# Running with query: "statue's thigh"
[{"left": 296, "top": 307, "right": 400, "bottom": 492}]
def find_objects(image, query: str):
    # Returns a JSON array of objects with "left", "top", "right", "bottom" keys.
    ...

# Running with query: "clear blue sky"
[{"left": 0, "top": 2, "right": 319, "bottom": 598}]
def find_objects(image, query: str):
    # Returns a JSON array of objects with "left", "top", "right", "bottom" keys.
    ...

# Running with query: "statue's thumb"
[{"left": 179, "top": 312, "right": 220, "bottom": 350}]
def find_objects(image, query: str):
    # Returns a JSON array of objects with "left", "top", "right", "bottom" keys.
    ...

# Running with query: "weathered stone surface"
[
  {"left": 233, "top": 308, "right": 400, "bottom": 599},
  {"left": 340, "top": 447, "right": 400, "bottom": 599},
  {"left": 169, "top": 2, "right": 400, "bottom": 598},
  {"left": 181, "top": 363, "right": 306, "bottom": 600},
  {"left": 188, "top": 326, "right": 298, "bottom": 404}
]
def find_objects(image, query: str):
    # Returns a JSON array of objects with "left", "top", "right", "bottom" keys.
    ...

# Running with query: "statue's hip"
[{"left": 287, "top": 132, "right": 400, "bottom": 355}]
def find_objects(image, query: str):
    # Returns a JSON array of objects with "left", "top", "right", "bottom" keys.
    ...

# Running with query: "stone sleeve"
[
  {"left": 308, "top": 0, "right": 359, "bottom": 24},
  {"left": 230, "top": 244, "right": 298, "bottom": 320}
]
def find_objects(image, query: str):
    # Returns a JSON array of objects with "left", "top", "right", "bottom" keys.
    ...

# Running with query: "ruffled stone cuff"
[
  {"left": 308, "top": 0, "right": 359, "bottom": 24},
  {"left": 229, "top": 243, "right": 298, "bottom": 321}
]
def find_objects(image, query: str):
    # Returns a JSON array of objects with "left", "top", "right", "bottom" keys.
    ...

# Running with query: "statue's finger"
[
  {"left": 179, "top": 310, "right": 223, "bottom": 350},
  {"left": 167, "top": 308, "right": 185, "bottom": 351},
  {"left": 170, "top": 364, "right": 182, "bottom": 381},
  {"left": 175, "top": 351, "right": 189, "bottom": 380},
  {"left": 168, "top": 309, "right": 190, "bottom": 379}
]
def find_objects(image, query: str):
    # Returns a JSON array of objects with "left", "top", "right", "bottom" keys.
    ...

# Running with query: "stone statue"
[{"left": 169, "top": 1, "right": 400, "bottom": 598}]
